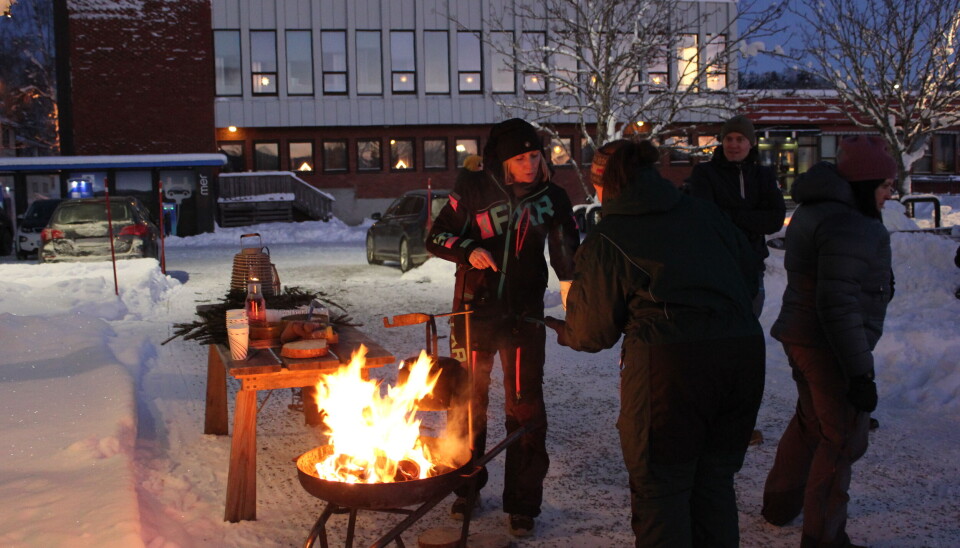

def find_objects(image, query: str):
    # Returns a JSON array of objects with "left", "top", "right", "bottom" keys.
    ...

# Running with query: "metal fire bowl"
[{"left": 296, "top": 438, "right": 472, "bottom": 510}]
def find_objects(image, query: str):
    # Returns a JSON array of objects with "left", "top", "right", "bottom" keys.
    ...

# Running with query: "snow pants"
[
  {"left": 450, "top": 315, "right": 549, "bottom": 518},
  {"left": 762, "top": 343, "right": 871, "bottom": 547},
  {"left": 618, "top": 335, "right": 765, "bottom": 547}
]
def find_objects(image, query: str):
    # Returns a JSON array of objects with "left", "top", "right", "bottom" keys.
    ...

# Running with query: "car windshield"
[
  {"left": 430, "top": 195, "right": 449, "bottom": 221},
  {"left": 24, "top": 200, "right": 62, "bottom": 221},
  {"left": 53, "top": 202, "right": 133, "bottom": 224}
]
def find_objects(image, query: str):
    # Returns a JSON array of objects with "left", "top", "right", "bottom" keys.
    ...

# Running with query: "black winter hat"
[
  {"left": 720, "top": 114, "right": 757, "bottom": 146},
  {"left": 489, "top": 118, "right": 542, "bottom": 164}
]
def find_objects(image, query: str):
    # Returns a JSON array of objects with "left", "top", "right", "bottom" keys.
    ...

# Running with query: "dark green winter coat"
[
  {"left": 771, "top": 162, "right": 893, "bottom": 379},
  {"left": 561, "top": 165, "right": 761, "bottom": 351}
]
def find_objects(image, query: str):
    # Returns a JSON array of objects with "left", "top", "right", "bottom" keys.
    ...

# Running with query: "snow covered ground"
[{"left": 1, "top": 199, "right": 958, "bottom": 548}]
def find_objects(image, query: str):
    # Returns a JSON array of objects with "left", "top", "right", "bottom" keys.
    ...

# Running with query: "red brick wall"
[{"left": 67, "top": 0, "right": 215, "bottom": 155}]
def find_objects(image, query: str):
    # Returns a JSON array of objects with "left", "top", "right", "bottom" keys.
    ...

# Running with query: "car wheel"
[
  {"left": 399, "top": 238, "right": 412, "bottom": 273},
  {"left": 16, "top": 250, "right": 27, "bottom": 260},
  {"left": 366, "top": 234, "right": 382, "bottom": 265}
]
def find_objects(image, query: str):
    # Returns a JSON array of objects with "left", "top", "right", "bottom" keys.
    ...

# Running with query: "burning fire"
[{"left": 311, "top": 345, "right": 444, "bottom": 484}]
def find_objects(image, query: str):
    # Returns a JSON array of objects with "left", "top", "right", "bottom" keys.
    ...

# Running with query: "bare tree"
[
  {"left": 465, "top": 0, "right": 785, "bottom": 197},
  {"left": 792, "top": 0, "right": 960, "bottom": 194},
  {"left": 0, "top": 0, "right": 59, "bottom": 154}
]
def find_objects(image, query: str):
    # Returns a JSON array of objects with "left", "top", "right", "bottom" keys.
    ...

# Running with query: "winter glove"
[
  {"left": 543, "top": 316, "right": 570, "bottom": 347},
  {"left": 559, "top": 281, "right": 572, "bottom": 311},
  {"left": 846, "top": 373, "right": 878, "bottom": 413}
]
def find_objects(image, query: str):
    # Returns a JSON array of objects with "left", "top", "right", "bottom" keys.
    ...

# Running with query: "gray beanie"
[{"left": 720, "top": 115, "right": 757, "bottom": 146}]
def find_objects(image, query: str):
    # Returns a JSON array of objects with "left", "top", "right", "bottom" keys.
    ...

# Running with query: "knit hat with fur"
[
  {"left": 837, "top": 135, "right": 897, "bottom": 182},
  {"left": 720, "top": 114, "right": 757, "bottom": 146}
]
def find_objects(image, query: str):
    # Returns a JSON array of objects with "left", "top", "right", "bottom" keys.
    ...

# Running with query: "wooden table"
[{"left": 204, "top": 325, "right": 395, "bottom": 522}]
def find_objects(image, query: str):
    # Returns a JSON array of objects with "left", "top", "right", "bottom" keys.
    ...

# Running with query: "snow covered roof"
[{"left": 0, "top": 153, "right": 228, "bottom": 172}]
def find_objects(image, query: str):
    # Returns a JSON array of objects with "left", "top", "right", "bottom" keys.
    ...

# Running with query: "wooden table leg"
[
  {"left": 204, "top": 345, "right": 228, "bottom": 435},
  {"left": 224, "top": 388, "right": 258, "bottom": 522}
]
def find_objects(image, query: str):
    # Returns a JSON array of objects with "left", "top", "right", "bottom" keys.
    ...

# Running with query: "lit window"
[
  {"left": 550, "top": 137, "right": 572, "bottom": 166},
  {"left": 647, "top": 46, "right": 668, "bottom": 90},
  {"left": 251, "top": 31, "right": 277, "bottom": 95},
  {"left": 390, "top": 139, "right": 415, "bottom": 170},
  {"left": 455, "top": 138, "right": 479, "bottom": 167},
  {"left": 705, "top": 35, "right": 727, "bottom": 91},
  {"left": 458, "top": 31, "right": 482, "bottom": 93},
  {"left": 391, "top": 31, "right": 416, "bottom": 94},
  {"left": 289, "top": 141, "right": 314, "bottom": 172},
  {"left": 677, "top": 34, "right": 698, "bottom": 92},
  {"left": 522, "top": 32, "right": 546, "bottom": 93}
]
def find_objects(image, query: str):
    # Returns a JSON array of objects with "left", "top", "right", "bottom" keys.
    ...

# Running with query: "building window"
[
  {"left": 550, "top": 137, "right": 572, "bottom": 166},
  {"left": 214, "top": 30, "right": 242, "bottom": 96},
  {"left": 677, "top": 34, "right": 698, "bottom": 91},
  {"left": 521, "top": 32, "right": 546, "bottom": 93},
  {"left": 321, "top": 31, "right": 347, "bottom": 94},
  {"left": 704, "top": 35, "right": 727, "bottom": 91},
  {"left": 424, "top": 138, "right": 447, "bottom": 169},
  {"left": 218, "top": 141, "right": 245, "bottom": 172},
  {"left": 581, "top": 138, "right": 595, "bottom": 165},
  {"left": 616, "top": 34, "right": 639, "bottom": 93},
  {"left": 455, "top": 138, "right": 479, "bottom": 167},
  {"left": 357, "top": 139, "right": 382, "bottom": 171},
  {"left": 391, "top": 31, "right": 416, "bottom": 94},
  {"left": 254, "top": 141, "right": 280, "bottom": 171},
  {"left": 356, "top": 31, "right": 383, "bottom": 95},
  {"left": 251, "top": 30, "right": 278, "bottom": 95},
  {"left": 458, "top": 31, "right": 482, "bottom": 93},
  {"left": 289, "top": 141, "right": 314, "bottom": 172},
  {"left": 490, "top": 31, "right": 515, "bottom": 93},
  {"left": 665, "top": 134, "right": 691, "bottom": 165},
  {"left": 554, "top": 45, "right": 577, "bottom": 94},
  {"left": 934, "top": 134, "right": 956, "bottom": 173},
  {"left": 323, "top": 140, "right": 348, "bottom": 172},
  {"left": 390, "top": 139, "right": 415, "bottom": 170},
  {"left": 820, "top": 135, "right": 838, "bottom": 163},
  {"left": 424, "top": 31, "right": 450, "bottom": 94},
  {"left": 286, "top": 30, "right": 314, "bottom": 95},
  {"left": 647, "top": 45, "right": 668, "bottom": 91}
]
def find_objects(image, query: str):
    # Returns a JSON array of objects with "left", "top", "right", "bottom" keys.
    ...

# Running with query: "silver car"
[{"left": 40, "top": 196, "right": 160, "bottom": 263}]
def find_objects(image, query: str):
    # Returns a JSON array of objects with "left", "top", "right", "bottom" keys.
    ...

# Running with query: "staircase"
[{"left": 218, "top": 172, "right": 334, "bottom": 227}]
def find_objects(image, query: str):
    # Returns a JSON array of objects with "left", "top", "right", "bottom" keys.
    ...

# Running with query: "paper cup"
[
  {"left": 226, "top": 309, "right": 247, "bottom": 320},
  {"left": 227, "top": 323, "right": 249, "bottom": 361}
]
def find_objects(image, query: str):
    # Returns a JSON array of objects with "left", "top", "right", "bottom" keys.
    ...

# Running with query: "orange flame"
[{"left": 312, "top": 345, "right": 443, "bottom": 483}]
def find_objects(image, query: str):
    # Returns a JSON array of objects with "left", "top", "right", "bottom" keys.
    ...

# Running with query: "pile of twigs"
[{"left": 164, "top": 286, "right": 357, "bottom": 346}]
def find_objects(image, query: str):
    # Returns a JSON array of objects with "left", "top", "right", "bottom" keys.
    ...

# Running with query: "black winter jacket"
[
  {"left": 425, "top": 169, "right": 580, "bottom": 325},
  {"left": 686, "top": 146, "right": 786, "bottom": 270},
  {"left": 771, "top": 162, "right": 893, "bottom": 379},
  {"left": 560, "top": 165, "right": 761, "bottom": 351}
]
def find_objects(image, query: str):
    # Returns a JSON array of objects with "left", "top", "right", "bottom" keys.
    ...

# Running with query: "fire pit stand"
[{"left": 300, "top": 424, "right": 530, "bottom": 548}]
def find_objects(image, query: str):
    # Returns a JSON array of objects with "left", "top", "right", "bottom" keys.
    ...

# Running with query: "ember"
[{"left": 310, "top": 345, "right": 457, "bottom": 484}]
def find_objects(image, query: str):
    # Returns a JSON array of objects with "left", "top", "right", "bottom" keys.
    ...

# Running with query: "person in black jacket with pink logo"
[{"left": 425, "top": 118, "right": 580, "bottom": 538}]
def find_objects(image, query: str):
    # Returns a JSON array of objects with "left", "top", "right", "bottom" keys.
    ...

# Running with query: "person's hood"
[
  {"left": 602, "top": 166, "right": 682, "bottom": 216},
  {"left": 790, "top": 161, "right": 856, "bottom": 207},
  {"left": 710, "top": 144, "right": 760, "bottom": 168}
]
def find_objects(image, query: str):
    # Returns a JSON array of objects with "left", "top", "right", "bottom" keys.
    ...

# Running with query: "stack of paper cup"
[{"left": 226, "top": 311, "right": 249, "bottom": 361}]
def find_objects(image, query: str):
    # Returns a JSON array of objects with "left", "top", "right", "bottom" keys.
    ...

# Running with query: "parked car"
[
  {"left": 15, "top": 198, "right": 62, "bottom": 260},
  {"left": 366, "top": 189, "right": 450, "bottom": 272},
  {"left": 40, "top": 196, "right": 160, "bottom": 263}
]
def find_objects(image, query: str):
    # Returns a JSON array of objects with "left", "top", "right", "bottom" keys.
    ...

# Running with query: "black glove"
[
  {"left": 543, "top": 316, "right": 570, "bottom": 347},
  {"left": 847, "top": 374, "right": 878, "bottom": 413}
]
